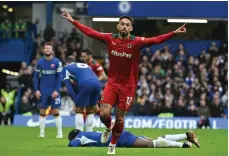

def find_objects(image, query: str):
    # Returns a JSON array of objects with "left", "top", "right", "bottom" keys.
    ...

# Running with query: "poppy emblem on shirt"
[
  {"left": 51, "top": 64, "right": 55, "bottom": 68},
  {"left": 127, "top": 44, "right": 132, "bottom": 48},
  {"left": 112, "top": 41, "right": 116, "bottom": 46}
]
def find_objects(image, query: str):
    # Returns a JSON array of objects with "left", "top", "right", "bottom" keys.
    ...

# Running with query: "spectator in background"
[
  {"left": 1, "top": 83, "right": 16, "bottom": 107},
  {"left": 141, "top": 47, "right": 152, "bottom": 61},
  {"left": 136, "top": 95, "right": 149, "bottom": 116},
  {"left": 210, "top": 96, "right": 224, "bottom": 117},
  {"left": 197, "top": 99, "right": 210, "bottom": 129},
  {"left": 174, "top": 95, "right": 188, "bottom": 116},
  {"left": 20, "top": 96, "right": 32, "bottom": 115},
  {"left": 18, "top": 62, "right": 33, "bottom": 90},
  {"left": 32, "top": 17, "right": 40, "bottom": 38},
  {"left": 175, "top": 44, "right": 189, "bottom": 62},
  {"left": 0, "top": 96, "right": 14, "bottom": 125},
  {"left": 43, "top": 23, "right": 55, "bottom": 42},
  {"left": 209, "top": 42, "right": 219, "bottom": 57},
  {"left": 14, "top": 20, "right": 27, "bottom": 39},
  {"left": 69, "top": 28, "right": 81, "bottom": 43},
  {"left": 186, "top": 100, "right": 197, "bottom": 117},
  {"left": 0, "top": 19, "right": 12, "bottom": 41}
]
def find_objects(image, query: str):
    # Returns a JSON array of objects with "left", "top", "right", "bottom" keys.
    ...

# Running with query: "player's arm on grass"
[
  {"left": 61, "top": 8, "right": 111, "bottom": 44},
  {"left": 68, "top": 138, "right": 81, "bottom": 147},
  {"left": 62, "top": 68, "right": 77, "bottom": 100},
  {"left": 139, "top": 23, "right": 187, "bottom": 47}
]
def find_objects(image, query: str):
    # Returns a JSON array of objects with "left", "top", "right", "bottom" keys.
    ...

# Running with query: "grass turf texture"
[{"left": 0, "top": 127, "right": 227, "bottom": 156}]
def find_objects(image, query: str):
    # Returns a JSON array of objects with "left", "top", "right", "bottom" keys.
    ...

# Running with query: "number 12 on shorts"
[{"left": 126, "top": 96, "right": 132, "bottom": 106}]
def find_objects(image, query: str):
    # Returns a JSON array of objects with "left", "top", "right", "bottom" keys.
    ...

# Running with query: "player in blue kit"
[
  {"left": 62, "top": 56, "right": 101, "bottom": 131},
  {"left": 67, "top": 129, "right": 200, "bottom": 148},
  {"left": 33, "top": 42, "right": 63, "bottom": 139}
]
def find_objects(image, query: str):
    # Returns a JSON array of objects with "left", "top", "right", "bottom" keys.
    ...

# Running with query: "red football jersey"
[
  {"left": 88, "top": 58, "right": 104, "bottom": 77},
  {"left": 72, "top": 21, "right": 175, "bottom": 87}
]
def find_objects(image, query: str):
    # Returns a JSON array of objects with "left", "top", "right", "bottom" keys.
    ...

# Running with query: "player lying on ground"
[
  {"left": 68, "top": 129, "right": 200, "bottom": 148},
  {"left": 81, "top": 49, "right": 107, "bottom": 132},
  {"left": 33, "top": 42, "right": 63, "bottom": 138},
  {"left": 61, "top": 9, "right": 187, "bottom": 154},
  {"left": 62, "top": 56, "right": 101, "bottom": 132}
]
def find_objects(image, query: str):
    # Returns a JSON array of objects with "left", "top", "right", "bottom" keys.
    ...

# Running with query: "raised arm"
[
  {"left": 61, "top": 8, "right": 111, "bottom": 44},
  {"left": 140, "top": 23, "right": 187, "bottom": 47}
]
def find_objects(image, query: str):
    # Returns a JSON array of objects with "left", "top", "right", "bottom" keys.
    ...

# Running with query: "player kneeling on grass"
[
  {"left": 67, "top": 129, "right": 200, "bottom": 148},
  {"left": 62, "top": 56, "right": 101, "bottom": 132}
]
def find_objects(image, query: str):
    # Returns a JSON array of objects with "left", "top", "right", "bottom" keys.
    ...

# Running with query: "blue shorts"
[
  {"left": 116, "top": 132, "right": 138, "bottom": 148},
  {"left": 37, "top": 93, "right": 61, "bottom": 109},
  {"left": 75, "top": 79, "right": 101, "bottom": 107}
]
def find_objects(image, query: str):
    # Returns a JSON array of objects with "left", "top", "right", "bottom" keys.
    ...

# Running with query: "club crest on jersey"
[
  {"left": 127, "top": 44, "right": 132, "bottom": 48},
  {"left": 51, "top": 64, "right": 55, "bottom": 68}
]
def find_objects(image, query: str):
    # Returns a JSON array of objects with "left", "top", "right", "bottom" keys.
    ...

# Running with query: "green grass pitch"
[{"left": 0, "top": 127, "right": 227, "bottom": 156}]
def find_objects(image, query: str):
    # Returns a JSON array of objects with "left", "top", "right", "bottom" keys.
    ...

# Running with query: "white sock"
[
  {"left": 163, "top": 133, "right": 187, "bottom": 141},
  {"left": 75, "top": 113, "right": 84, "bottom": 131},
  {"left": 109, "top": 143, "right": 116, "bottom": 147},
  {"left": 55, "top": 115, "right": 62, "bottom": 134},
  {"left": 85, "top": 114, "right": 94, "bottom": 132},
  {"left": 39, "top": 116, "right": 46, "bottom": 134},
  {"left": 153, "top": 138, "right": 183, "bottom": 148}
]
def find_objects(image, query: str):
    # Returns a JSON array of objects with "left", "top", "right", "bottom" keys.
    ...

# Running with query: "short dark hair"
[
  {"left": 81, "top": 49, "right": 92, "bottom": 55},
  {"left": 119, "top": 16, "right": 133, "bottom": 24},
  {"left": 44, "top": 42, "right": 53, "bottom": 47},
  {"left": 68, "top": 129, "right": 81, "bottom": 141},
  {"left": 65, "top": 55, "right": 76, "bottom": 64}
]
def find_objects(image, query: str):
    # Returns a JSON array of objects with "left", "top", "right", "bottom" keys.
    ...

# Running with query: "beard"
[
  {"left": 120, "top": 31, "right": 128, "bottom": 37},
  {"left": 45, "top": 53, "right": 52, "bottom": 57}
]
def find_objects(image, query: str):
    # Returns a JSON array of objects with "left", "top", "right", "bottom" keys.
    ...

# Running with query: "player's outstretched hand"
[
  {"left": 52, "top": 91, "right": 59, "bottom": 99},
  {"left": 35, "top": 90, "right": 41, "bottom": 100},
  {"left": 174, "top": 23, "right": 187, "bottom": 34},
  {"left": 61, "top": 8, "right": 74, "bottom": 23}
]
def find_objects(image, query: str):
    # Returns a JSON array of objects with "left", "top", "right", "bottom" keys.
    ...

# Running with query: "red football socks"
[
  {"left": 100, "top": 114, "right": 112, "bottom": 129},
  {"left": 111, "top": 121, "right": 124, "bottom": 144}
]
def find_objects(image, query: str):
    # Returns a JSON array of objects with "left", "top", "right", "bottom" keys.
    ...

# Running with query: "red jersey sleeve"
[
  {"left": 94, "top": 63, "right": 105, "bottom": 76},
  {"left": 137, "top": 31, "right": 176, "bottom": 48},
  {"left": 72, "top": 20, "right": 111, "bottom": 44}
]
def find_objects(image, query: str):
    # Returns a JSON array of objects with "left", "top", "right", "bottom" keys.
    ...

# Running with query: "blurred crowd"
[
  {"left": 0, "top": 18, "right": 28, "bottom": 40},
  {"left": 131, "top": 42, "right": 228, "bottom": 120}
]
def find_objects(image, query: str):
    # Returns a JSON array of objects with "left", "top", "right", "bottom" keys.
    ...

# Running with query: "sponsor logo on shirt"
[
  {"left": 41, "top": 70, "right": 56, "bottom": 74},
  {"left": 111, "top": 50, "right": 132, "bottom": 58}
]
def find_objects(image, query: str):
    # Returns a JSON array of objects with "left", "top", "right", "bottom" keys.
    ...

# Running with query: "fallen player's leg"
[
  {"left": 133, "top": 137, "right": 192, "bottom": 148},
  {"left": 159, "top": 130, "right": 200, "bottom": 147}
]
